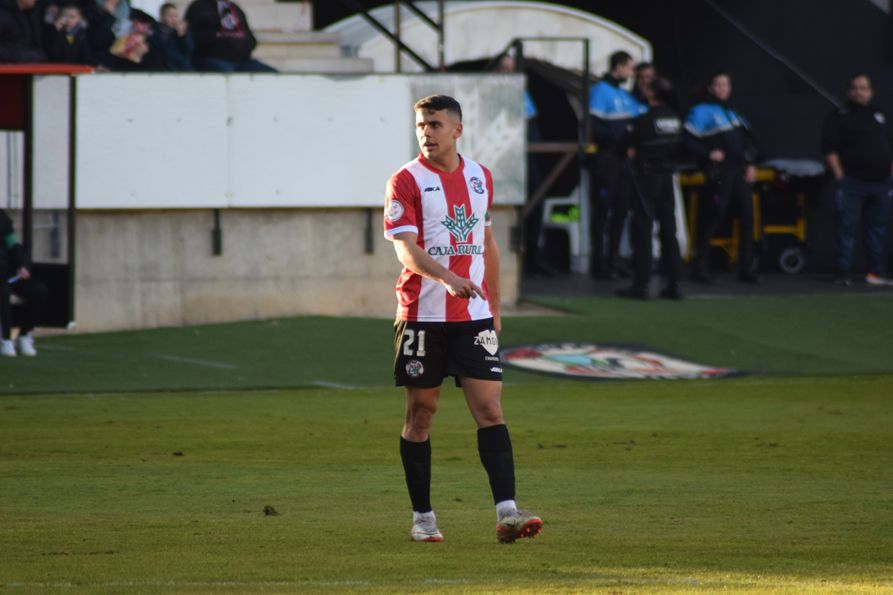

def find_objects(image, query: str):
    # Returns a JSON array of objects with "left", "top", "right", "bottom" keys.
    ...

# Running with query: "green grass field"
[{"left": 1, "top": 294, "right": 892, "bottom": 593}]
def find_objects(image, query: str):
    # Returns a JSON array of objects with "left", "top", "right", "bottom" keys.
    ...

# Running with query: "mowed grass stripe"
[
  {"left": 0, "top": 376, "right": 890, "bottom": 593},
  {"left": 1, "top": 293, "right": 892, "bottom": 395}
]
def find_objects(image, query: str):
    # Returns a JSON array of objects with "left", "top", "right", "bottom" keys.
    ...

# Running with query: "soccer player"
[{"left": 383, "top": 95, "right": 542, "bottom": 544}]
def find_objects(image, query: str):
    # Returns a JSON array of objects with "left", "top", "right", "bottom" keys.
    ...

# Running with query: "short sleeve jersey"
[{"left": 383, "top": 154, "right": 494, "bottom": 322}]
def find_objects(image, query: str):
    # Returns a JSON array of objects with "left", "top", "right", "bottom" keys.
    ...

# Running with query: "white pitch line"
[
  {"left": 156, "top": 354, "right": 238, "bottom": 370},
  {"left": 311, "top": 380, "right": 361, "bottom": 390}
]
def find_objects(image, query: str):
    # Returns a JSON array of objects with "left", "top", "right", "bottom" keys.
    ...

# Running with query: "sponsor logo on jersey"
[
  {"left": 470, "top": 176, "right": 485, "bottom": 194},
  {"left": 423, "top": 186, "right": 442, "bottom": 192},
  {"left": 441, "top": 205, "right": 479, "bottom": 242},
  {"left": 490, "top": 367, "right": 503, "bottom": 374},
  {"left": 501, "top": 342, "right": 738, "bottom": 380},
  {"left": 427, "top": 244, "right": 484, "bottom": 256},
  {"left": 386, "top": 200, "right": 405, "bottom": 222},
  {"left": 405, "top": 359, "right": 424, "bottom": 379},
  {"left": 474, "top": 329, "right": 499, "bottom": 356}
]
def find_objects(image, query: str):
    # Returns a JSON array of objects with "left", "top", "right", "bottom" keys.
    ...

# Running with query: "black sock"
[
  {"left": 400, "top": 436, "right": 432, "bottom": 513},
  {"left": 477, "top": 424, "right": 516, "bottom": 504}
]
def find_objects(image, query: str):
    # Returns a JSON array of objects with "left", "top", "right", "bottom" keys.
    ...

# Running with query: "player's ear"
[{"left": 454, "top": 121, "right": 463, "bottom": 140}]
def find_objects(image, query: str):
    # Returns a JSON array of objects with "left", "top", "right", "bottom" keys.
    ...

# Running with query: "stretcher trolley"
[{"left": 679, "top": 160, "right": 823, "bottom": 274}]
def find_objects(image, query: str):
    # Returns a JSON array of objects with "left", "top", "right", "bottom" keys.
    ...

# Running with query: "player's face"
[{"left": 415, "top": 109, "right": 462, "bottom": 163}]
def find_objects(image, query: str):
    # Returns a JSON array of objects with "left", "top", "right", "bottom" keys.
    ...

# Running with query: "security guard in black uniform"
[{"left": 616, "top": 77, "right": 684, "bottom": 300}]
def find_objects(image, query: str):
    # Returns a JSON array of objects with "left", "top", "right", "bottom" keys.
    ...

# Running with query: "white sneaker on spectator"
[
  {"left": 1, "top": 340, "right": 16, "bottom": 357},
  {"left": 865, "top": 273, "right": 893, "bottom": 286},
  {"left": 16, "top": 334, "right": 37, "bottom": 357}
]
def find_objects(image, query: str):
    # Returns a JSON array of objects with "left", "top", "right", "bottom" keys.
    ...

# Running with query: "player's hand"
[
  {"left": 444, "top": 274, "right": 485, "bottom": 300},
  {"left": 17, "top": 267, "right": 31, "bottom": 280},
  {"left": 744, "top": 165, "right": 757, "bottom": 183},
  {"left": 709, "top": 149, "right": 725, "bottom": 162},
  {"left": 492, "top": 312, "right": 502, "bottom": 335}
]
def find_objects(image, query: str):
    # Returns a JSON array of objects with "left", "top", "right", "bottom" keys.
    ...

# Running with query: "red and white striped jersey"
[{"left": 384, "top": 154, "right": 494, "bottom": 322}]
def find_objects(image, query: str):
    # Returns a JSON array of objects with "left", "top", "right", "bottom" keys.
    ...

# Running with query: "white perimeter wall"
[{"left": 25, "top": 72, "right": 526, "bottom": 210}]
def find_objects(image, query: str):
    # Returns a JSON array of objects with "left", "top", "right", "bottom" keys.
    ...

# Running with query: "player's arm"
[
  {"left": 391, "top": 232, "right": 485, "bottom": 300},
  {"left": 483, "top": 226, "right": 501, "bottom": 334}
]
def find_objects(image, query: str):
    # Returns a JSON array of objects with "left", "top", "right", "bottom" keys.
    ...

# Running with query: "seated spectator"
[
  {"left": 108, "top": 7, "right": 164, "bottom": 69},
  {"left": 0, "top": 209, "right": 48, "bottom": 358},
  {"left": 44, "top": 3, "right": 96, "bottom": 64},
  {"left": 185, "top": 0, "right": 275, "bottom": 72},
  {"left": 0, "top": 0, "right": 47, "bottom": 63},
  {"left": 156, "top": 1, "right": 192, "bottom": 70}
]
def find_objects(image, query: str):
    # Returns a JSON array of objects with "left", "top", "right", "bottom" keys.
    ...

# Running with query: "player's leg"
[
  {"left": 460, "top": 377, "right": 542, "bottom": 543},
  {"left": 394, "top": 320, "right": 447, "bottom": 541},
  {"left": 449, "top": 319, "right": 542, "bottom": 542},
  {"left": 401, "top": 386, "right": 444, "bottom": 541}
]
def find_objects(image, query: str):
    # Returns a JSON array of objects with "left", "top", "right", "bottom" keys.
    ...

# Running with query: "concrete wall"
[{"left": 74, "top": 207, "right": 519, "bottom": 332}]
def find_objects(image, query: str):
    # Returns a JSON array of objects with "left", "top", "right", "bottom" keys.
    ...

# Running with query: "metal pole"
[
  {"left": 437, "top": 0, "right": 445, "bottom": 70},
  {"left": 23, "top": 76, "right": 33, "bottom": 261},
  {"left": 394, "top": 0, "right": 402, "bottom": 73},
  {"left": 67, "top": 75, "right": 78, "bottom": 325}
]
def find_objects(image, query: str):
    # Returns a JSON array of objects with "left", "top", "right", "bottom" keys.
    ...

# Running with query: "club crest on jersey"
[
  {"left": 386, "top": 200, "right": 405, "bottom": 222},
  {"left": 441, "top": 205, "right": 479, "bottom": 242},
  {"left": 470, "top": 176, "right": 485, "bottom": 194}
]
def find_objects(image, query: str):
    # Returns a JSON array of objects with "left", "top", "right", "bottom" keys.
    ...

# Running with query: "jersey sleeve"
[
  {"left": 383, "top": 169, "right": 420, "bottom": 239},
  {"left": 483, "top": 166, "right": 494, "bottom": 227}
]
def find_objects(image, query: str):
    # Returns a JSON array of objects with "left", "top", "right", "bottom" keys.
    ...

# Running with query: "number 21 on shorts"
[{"left": 403, "top": 329, "right": 427, "bottom": 357}]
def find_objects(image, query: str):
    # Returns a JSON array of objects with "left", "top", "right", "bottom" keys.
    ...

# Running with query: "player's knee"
[
  {"left": 406, "top": 401, "right": 437, "bottom": 429},
  {"left": 475, "top": 402, "right": 503, "bottom": 427}
]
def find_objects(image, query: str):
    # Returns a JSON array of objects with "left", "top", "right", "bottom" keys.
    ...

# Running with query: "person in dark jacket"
[
  {"left": 684, "top": 71, "right": 759, "bottom": 284},
  {"left": 617, "top": 77, "right": 684, "bottom": 300},
  {"left": 587, "top": 50, "right": 647, "bottom": 280},
  {"left": 0, "top": 0, "right": 46, "bottom": 62},
  {"left": 156, "top": 2, "right": 192, "bottom": 70},
  {"left": 184, "top": 0, "right": 274, "bottom": 72},
  {"left": 822, "top": 74, "right": 893, "bottom": 286},
  {"left": 0, "top": 209, "right": 48, "bottom": 357},
  {"left": 44, "top": 3, "right": 96, "bottom": 64}
]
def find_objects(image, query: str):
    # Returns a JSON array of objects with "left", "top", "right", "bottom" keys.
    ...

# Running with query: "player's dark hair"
[
  {"left": 159, "top": 2, "right": 177, "bottom": 14},
  {"left": 609, "top": 51, "right": 633, "bottom": 71},
  {"left": 634, "top": 62, "right": 654, "bottom": 75},
  {"left": 848, "top": 73, "right": 871, "bottom": 89},
  {"left": 414, "top": 95, "right": 462, "bottom": 121}
]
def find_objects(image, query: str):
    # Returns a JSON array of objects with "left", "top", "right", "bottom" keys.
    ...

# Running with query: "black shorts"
[{"left": 394, "top": 318, "right": 503, "bottom": 387}]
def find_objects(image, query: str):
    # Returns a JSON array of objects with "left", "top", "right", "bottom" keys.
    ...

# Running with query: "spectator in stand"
[
  {"left": 588, "top": 50, "right": 646, "bottom": 280},
  {"left": 684, "top": 71, "right": 760, "bottom": 285},
  {"left": 44, "top": 3, "right": 96, "bottom": 64},
  {"left": 185, "top": 0, "right": 275, "bottom": 72},
  {"left": 156, "top": 1, "right": 192, "bottom": 70},
  {"left": 0, "top": 209, "right": 48, "bottom": 358},
  {"left": 0, "top": 0, "right": 47, "bottom": 63},
  {"left": 822, "top": 74, "right": 893, "bottom": 287}
]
